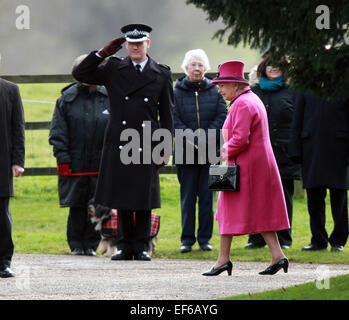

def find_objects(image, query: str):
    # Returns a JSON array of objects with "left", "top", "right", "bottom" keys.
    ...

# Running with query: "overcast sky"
[{"left": 0, "top": 0, "right": 261, "bottom": 75}]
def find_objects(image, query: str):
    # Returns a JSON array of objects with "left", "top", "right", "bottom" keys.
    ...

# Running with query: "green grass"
[
  {"left": 19, "top": 83, "right": 69, "bottom": 168},
  {"left": 11, "top": 175, "right": 349, "bottom": 265},
  {"left": 11, "top": 176, "right": 69, "bottom": 254},
  {"left": 224, "top": 274, "right": 349, "bottom": 300},
  {"left": 19, "top": 83, "right": 68, "bottom": 122}
]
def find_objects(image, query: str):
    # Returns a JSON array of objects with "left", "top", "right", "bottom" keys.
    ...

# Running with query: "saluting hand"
[{"left": 98, "top": 37, "right": 126, "bottom": 58}]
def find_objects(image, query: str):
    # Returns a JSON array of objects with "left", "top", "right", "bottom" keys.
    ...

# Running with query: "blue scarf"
[{"left": 259, "top": 75, "right": 284, "bottom": 91}]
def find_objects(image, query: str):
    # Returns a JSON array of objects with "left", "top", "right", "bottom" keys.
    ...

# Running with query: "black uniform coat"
[
  {"left": 289, "top": 92, "right": 349, "bottom": 189},
  {"left": 0, "top": 78, "right": 25, "bottom": 197},
  {"left": 49, "top": 83, "right": 109, "bottom": 207},
  {"left": 72, "top": 52, "right": 174, "bottom": 210},
  {"left": 251, "top": 85, "right": 301, "bottom": 180}
]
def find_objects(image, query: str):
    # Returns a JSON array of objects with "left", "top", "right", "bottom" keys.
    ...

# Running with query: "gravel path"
[{"left": 1, "top": 254, "right": 349, "bottom": 300}]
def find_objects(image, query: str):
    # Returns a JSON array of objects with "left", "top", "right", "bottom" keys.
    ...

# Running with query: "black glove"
[{"left": 98, "top": 37, "right": 126, "bottom": 58}]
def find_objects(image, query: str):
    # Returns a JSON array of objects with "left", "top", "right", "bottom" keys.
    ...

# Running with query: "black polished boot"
[
  {"left": 202, "top": 261, "right": 233, "bottom": 276},
  {"left": 259, "top": 258, "right": 289, "bottom": 275},
  {"left": 0, "top": 267, "right": 15, "bottom": 278},
  {"left": 134, "top": 251, "right": 151, "bottom": 261},
  {"left": 111, "top": 250, "right": 133, "bottom": 261},
  {"left": 302, "top": 244, "right": 327, "bottom": 251}
]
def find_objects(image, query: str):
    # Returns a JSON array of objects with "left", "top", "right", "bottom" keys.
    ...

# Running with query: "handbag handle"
[{"left": 211, "top": 155, "right": 238, "bottom": 177}]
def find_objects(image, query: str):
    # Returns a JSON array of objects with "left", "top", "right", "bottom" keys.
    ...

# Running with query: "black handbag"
[{"left": 208, "top": 159, "right": 240, "bottom": 191}]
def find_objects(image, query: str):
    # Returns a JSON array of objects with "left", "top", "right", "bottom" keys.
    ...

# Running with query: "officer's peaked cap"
[{"left": 121, "top": 24, "right": 152, "bottom": 42}]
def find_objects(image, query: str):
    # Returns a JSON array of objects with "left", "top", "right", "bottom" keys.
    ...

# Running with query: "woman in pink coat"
[{"left": 202, "top": 61, "right": 290, "bottom": 276}]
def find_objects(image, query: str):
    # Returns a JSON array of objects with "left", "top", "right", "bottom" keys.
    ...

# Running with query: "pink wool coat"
[{"left": 216, "top": 89, "right": 290, "bottom": 235}]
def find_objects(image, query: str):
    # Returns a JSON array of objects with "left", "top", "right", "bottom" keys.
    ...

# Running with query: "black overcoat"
[
  {"left": 289, "top": 92, "right": 349, "bottom": 189},
  {"left": 251, "top": 85, "right": 301, "bottom": 180},
  {"left": 0, "top": 78, "right": 25, "bottom": 197},
  {"left": 72, "top": 52, "right": 174, "bottom": 210},
  {"left": 49, "top": 83, "right": 109, "bottom": 207}
]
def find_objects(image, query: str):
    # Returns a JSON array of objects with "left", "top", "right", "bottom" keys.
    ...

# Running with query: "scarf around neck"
[{"left": 259, "top": 75, "right": 284, "bottom": 91}]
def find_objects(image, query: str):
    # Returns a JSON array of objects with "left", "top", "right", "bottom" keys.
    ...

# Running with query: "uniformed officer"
[{"left": 72, "top": 24, "right": 174, "bottom": 261}]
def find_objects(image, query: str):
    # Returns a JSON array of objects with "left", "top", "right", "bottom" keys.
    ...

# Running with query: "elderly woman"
[
  {"left": 202, "top": 61, "right": 289, "bottom": 276},
  {"left": 173, "top": 49, "right": 227, "bottom": 253},
  {"left": 245, "top": 55, "right": 301, "bottom": 250}
]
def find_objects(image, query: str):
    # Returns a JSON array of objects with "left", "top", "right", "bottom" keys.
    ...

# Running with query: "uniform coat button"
[
  {"left": 144, "top": 98, "right": 149, "bottom": 102},
  {"left": 125, "top": 96, "right": 129, "bottom": 100},
  {"left": 119, "top": 145, "right": 123, "bottom": 150},
  {"left": 122, "top": 120, "right": 127, "bottom": 125},
  {"left": 141, "top": 123, "right": 145, "bottom": 127},
  {"left": 138, "top": 148, "right": 143, "bottom": 152}
]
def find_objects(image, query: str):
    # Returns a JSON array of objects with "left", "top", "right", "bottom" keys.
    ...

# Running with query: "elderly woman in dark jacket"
[
  {"left": 245, "top": 55, "right": 301, "bottom": 249},
  {"left": 173, "top": 49, "right": 227, "bottom": 253},
  {"left": 49, "top": 54, "right": 110, "bottom": 256}
]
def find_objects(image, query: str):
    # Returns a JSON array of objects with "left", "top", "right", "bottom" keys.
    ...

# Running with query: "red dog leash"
[{"left": 70, "top": 171, "right": 99, "bottom": 176}]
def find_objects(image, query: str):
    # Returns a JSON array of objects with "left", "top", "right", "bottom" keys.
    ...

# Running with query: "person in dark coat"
[
  {"left": 72, "top": 24, "right": 174, "bottom": 261},
  {"left": 0, "top": 54, "right": 25, "bottom": 278},
  {"left": 49, "top": 54, "right": 110, "bottom": 256},
  {"left": 173, "top": 49, "right": 227, "bottom": 253},
  {"left": 289, "top": 92, "right": 349, "bottom": 252},
  {"left": 245, "top": 55, "right": 301, "bottom": 250}
]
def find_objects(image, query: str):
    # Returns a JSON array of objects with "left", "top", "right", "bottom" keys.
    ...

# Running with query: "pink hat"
[{"left": 211, "top": 60, "right": 249, "bottom": 85}]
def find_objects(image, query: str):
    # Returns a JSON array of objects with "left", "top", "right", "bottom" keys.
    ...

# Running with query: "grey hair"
[{"left": 181, "top": 49, "right": 210, "bottom": 75}]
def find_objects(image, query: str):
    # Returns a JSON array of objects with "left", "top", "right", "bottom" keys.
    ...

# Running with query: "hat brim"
[
  {"left": 125, "top": 36, "right": 149, "bottom": 43},
  {"left": 211, "top": 78, "right": 249, "bottom": 85}
]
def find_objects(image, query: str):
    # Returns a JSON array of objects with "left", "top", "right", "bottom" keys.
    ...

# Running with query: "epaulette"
[
  {"left": 109, "top": 56, "right": 124, "bottom": 61},
  {"left": 158, "top": 63, "right": 171, "bottom": 70}
]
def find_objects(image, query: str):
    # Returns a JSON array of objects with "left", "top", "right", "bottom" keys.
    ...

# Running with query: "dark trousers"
[
  {"left": 67, "top": 206, "right": 101, "bottom": 251},
  {"left": 0, "top": 197, "right": 13, "bottom": 270},
  {"left": 116, "top": 210, "right": 151, "bottom": 253},
  {"left": 306, "top": 188, "right": 349, "bottom": 248},
  {"left": 176, "top": 165, "right": 215, "bottom": 246},
  {"left": 248, "top": 179, "right": 294, "bottom": 247}
]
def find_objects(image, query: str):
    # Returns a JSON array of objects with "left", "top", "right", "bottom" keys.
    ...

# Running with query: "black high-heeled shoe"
[
  {"left": 202, "top": 261, "right": 233, "bottom": 276},
  {"left": 259, "top": 258, "right": 289, "bottom": 275}
]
